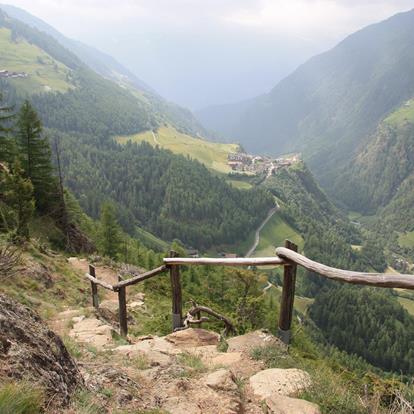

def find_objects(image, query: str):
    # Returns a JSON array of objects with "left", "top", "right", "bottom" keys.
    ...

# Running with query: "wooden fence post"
[
  {"left": 169, "top": 250, "right": 183, "bottom": 331},
  {"left": 118, "top": 285, "right": 128, "bottom": 337},
  {"left": 278, "top": 240, "right": 298, "bottom": 345},
  {"left": 89, "top": 264, "right": 99, "bottom": 309}
]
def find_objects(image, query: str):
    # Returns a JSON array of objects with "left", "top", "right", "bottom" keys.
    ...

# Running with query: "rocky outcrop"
[{"left": 0, "top": 294, "right": 84, "bottom": 408}]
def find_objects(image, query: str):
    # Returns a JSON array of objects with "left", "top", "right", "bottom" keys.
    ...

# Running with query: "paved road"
[{"left": 245, "top": 201, "right": 279, "bottom": 258}]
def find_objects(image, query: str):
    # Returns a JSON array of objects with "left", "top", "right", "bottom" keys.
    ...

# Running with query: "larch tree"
[
  {"left": 0, "top": 93, "right": 15, "bottom": 164},
  {"left": 4, "top": 160, "right": 35, "bottom": 242},
  {"left": 16, "top": 100, "right": 55, "bottom": 212},
  {"left": 99, "top": 202, "right": 122, "bottom": 259}
]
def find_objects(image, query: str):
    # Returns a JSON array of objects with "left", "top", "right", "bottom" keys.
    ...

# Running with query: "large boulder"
[
  {"left": 227, "top": 330, "right": 282, "bottom": 353},
  {"left": 203, "top": 369, "right": 238, "bottom": 392},
  {"left": 165, "top": 328, "right": 220, "bottom": 348},
  {"left": 266, "top": 395, "right": 321, "bottom": 414},
  {"left": 249, "top": 368, "right": 311, "bottom": 399},
  {"left": 0, "top": 294, "right": 84, "bottom": 408}
]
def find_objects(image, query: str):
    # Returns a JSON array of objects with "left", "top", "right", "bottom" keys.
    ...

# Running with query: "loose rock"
[
  {"left": 165, "top": 328, "right": 220, "bottom": 348},
  {"left": 249, "top": 368, "right": 311, "bottom": 399},
  {"left": 204, "top": 369, "right": 237, "bottom": 392},
  {"left": 266, "top": 395, "right": 321, "bottom": 414}
]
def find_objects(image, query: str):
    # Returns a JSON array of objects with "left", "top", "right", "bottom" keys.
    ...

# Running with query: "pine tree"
[
  {"left": 0, "top": 93, "right": 15, "bottom": 164},
  {"left": 99, "top": 202, "right": 122, "bottom": 259},
  {"left": 4, "top": 160, "right": 35, "bottom": 242},
  {"left": 17, "top": 100, "right": 54, "bottom": 212}
]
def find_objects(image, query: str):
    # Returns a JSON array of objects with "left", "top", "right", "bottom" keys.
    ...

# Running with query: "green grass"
[
  {"left": 0, "top": 27, "right": 73, "bottom": 94},
  {"left": 398, "top": 297, "right": 414, "bottom": 316},
  {"left": 175, "top": 352, "right": 207, "bottom": 378},
  {"left": 398, "top": 231, "right": 414, "bottom": 248},
  {"left": 116, "top": 126, "right": 240, "bottom": 173},
  {"left": 0, "top": 381, "right": 44, "bottom": 414},
  {"left": 135, "top": 226, "right": 169, "bottom": 252},
  {"left": 252, "top": 213, "right": 304, "bottom": 257},
  {"left": 294, "top": 296, "right": 314, "bottom": 314},
  {"left": 385, "top": 99, "right": 414, "bottom": 126},
  {"left": 226, "top": 179, "right": 253, "bottom": 190}
]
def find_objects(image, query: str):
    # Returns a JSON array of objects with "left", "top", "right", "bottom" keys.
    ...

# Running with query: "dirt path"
[
  {"left": 68, "top": 258, "right": 119, "bottom": 300},
  {"left": 151, "top": 130, "right": 160, "bottom": 145},
  {"left": 245, "top": 202, "right": 279, "bottom": 258},
  {"left": 49, "top": 259, "right": 120, "bottom": 335}
]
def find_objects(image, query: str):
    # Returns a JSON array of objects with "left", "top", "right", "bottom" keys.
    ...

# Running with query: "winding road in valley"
[{"left": 245, "top": 201, "right": 279, "bottom": 258}]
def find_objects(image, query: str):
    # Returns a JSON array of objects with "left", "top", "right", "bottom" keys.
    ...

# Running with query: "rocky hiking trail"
[{"left": 45, "top": 258, "right": 320, "bottom": 413}]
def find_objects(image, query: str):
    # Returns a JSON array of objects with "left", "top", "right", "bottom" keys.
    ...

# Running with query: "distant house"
[
  {"left": 228, "top": 161, "right": 244, "bottom": 171},
  {"left": 187, "top": 249, "right": 199, "bottom": 258},
  {"left": 224, "top": 253, "right": 237, "bottom": 259},
  {"left": 0, "top": 69, "right": 28, "bottom": 79}
]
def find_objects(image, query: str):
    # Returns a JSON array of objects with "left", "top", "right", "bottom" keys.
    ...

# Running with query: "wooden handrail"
[
  {"left": 85, "top": 272, "right": 115, "bottom": 291},
  {"left": 276, "top": 247, "right": 414, "bottom": 289},
  {"left": 84, "top": 243, "right": 414, "bottom": 340},
  {"left": 113, "top": 265, "right": 168, "bottom": 290},
  {"left": 163, "top": 257, "right": 286, "bottom": 266}
]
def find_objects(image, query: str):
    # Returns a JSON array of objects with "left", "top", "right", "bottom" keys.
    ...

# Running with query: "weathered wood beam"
[
  {"left": 118, "top": 286, "right": 128, "bottom": 337},
  {"left": 276, "top": 247, "right": 414, "bottom": 289},
  {"left": 278, "top": 240, "right": 298, "bottom": 345},
  {"left": 85, "top": 272, "right": 115, "bottom": 291},
  {"left": 169, "top": 250, "right": 183, "bottom": 331},
  {"left": 163, "top": 257, "right": 285, "bottom": 266},
  {"left": 89, "top": 265, "right": 99, "bottom": 309},
  {"left": 113, "top": 265, "right": 167, "bottom": 290}
]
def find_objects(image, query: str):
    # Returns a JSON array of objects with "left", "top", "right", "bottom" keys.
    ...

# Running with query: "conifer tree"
[
  {"left": 99, "top": 202, "right": 122, "bottom": 259},
  {"left": 16, "top": 100, "right": 54, "bottom": 212},
  {"left": 4, "top": 160, "right": 35, "bottom": 242},
  {"left": 0, "top": 93, "right": 15, "bottom": 164}
]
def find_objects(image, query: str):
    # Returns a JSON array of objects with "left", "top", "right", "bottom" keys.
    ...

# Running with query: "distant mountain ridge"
[
  {"left": 0, "top": 4, "right": 207, "bottom": 137},
  {"left": 196, "top": 9, "right": 414, "bottom": 189},
  {"left": 0, "top": 3, "right": 153, "bottom": 92}
]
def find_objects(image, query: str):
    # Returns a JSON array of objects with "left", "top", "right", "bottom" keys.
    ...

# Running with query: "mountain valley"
[{"left": 0, "top": 4, "right": 414, "bottom": 414}]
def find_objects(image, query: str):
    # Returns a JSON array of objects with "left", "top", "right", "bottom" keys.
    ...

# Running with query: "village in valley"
[
  {"left": 0, "top": 69, "right": 28, "bottom": 78},
  {"left": 227, "top": 151, "right": 300, "bottom": 176}
]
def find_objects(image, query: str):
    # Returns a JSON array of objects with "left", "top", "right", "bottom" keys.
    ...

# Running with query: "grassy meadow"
[
  {"left": 0, "top": 27, "right": 72, "bottom": 94},
  {"left": 252, "top": 213, "right": 304, "bottom": 257},
  {"left": 116, "top": 126, "right": 240, "bottom": 173}
]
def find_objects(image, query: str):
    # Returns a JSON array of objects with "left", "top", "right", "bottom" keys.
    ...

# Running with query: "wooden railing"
[{"left": 85, "top": 240, "right": 414, "bottom": 344}]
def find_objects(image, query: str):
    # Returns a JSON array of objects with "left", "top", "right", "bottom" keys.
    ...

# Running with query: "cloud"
[
  {"left": 4, "top": 0, "right": 413, "bottom": 38},
  {"left": 3, "top": 0, "right": 414, "bottom": 107},
  {"left": 223, "top": 0, "right": 414, "bottom": 41}
]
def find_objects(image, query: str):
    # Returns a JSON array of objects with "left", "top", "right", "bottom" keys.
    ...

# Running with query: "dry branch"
[{"left": 180, "top": 300, "right": 235, "bottom": 336}]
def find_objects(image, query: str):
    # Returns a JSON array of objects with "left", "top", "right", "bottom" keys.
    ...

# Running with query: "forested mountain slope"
[
  {"left": 336, "top": 99, "right": 414, "bottom": 252},
  {"left": 337, "top": 99, "right": 414, "bottom": 214},
  {"left": 53, "top": 131, "right": 274, "bottom": 249},
  {"left": 197, "top": 9, "right": 414, "bottom": 189},
  {"left": 0, "top": 7, "right": 206, "bottom": 137},
  {"left": 0, "top": 9, "right": 274, "bottom": 250},
  {"left": 0, "top": 3, "right": 154, "bottom": 93}
]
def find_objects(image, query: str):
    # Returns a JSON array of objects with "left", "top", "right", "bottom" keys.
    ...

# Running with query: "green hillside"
[
  {"left": 0, "top": 5, "right": 207, "bottom": 138},
  {"left": 0, "top": 27, "right": 72, "bottom": 93},
  {"left": 252, "top": 213, "right": 304, "bottom": 257},
  {"left": 116, "top": 125, "right": 240, "bottom": 173},
  {"left": 335, "top": 98, "right": 414, "bottom": 253}
]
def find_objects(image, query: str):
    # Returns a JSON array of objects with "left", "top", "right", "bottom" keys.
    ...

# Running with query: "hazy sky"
[{"left": 3, "top": 0, "right": 414, "bottom": 108}]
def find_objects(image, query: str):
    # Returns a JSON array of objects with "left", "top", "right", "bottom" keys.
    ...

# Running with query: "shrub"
[{"left": 0, "top": 381, "right": 44, "bottom": 414}]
